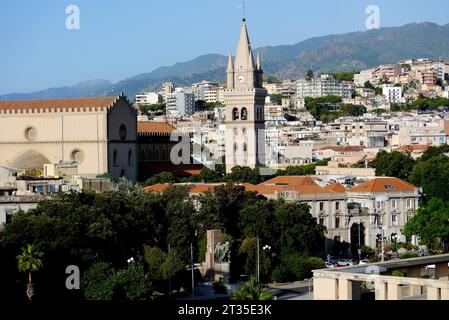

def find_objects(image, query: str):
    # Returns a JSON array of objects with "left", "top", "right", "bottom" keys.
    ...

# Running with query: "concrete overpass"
[{"left": 313, "top": 254, "right": 449, "bottom": 300}]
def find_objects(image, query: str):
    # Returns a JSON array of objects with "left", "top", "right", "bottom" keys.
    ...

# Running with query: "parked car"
[
  {"left": 359, "top": 260, "right": 369, "bottom": 265},
  {"left": 337, "top": 259, "right": 355, "bottom": 267},
  {"left": 325, "top": 261, "right": 335, "bottom": 268}
]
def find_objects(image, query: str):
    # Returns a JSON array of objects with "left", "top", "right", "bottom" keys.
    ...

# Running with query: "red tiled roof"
[
  {"left": 0, "top": 97, "right": 119, "bottom": 111},
  {"left": 137, "top": 121, "right": 176, "bottom": 134},
  {"left": 324, "top": 183, "right": 347, "bottom": 193},
  {"left": 260, "top": 176, "right": 318, "bottom": 186},
  {"left": 348, "top": 177, "right": 417, "bottom": 193},
  {"left": 318, "top": 146, "right": 364, "bottom": 152},
  {"left": 394, "top": 145, "right": 429, "bottom": 152}
]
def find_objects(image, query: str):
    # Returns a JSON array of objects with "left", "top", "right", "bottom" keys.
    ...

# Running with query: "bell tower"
[{"left": 224, "top": 17, "right": 267, "bottom": 173}]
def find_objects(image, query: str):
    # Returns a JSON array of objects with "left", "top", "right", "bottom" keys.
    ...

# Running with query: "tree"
[
  {"left": 340, "top": 104, "right": 366, "bottom": 117},
  {"left": 403, "top": 198, "right": 449, "bottom": 250},
  {"left": 364, "top": 81, "right": 375, "bottom": 90},
  {"left": 410, "top": 156, "right": 449, "bottom": 201},
  {"left": 82, "top": 262, "right": 153, "bottom": 300},
  {"left": 144, "top": 172, "right": 176, "bottom": 186},
  {"left": 371, "top": 150, "right": 416, "bottom": 181},
  {"left": 306, "top": 69, "right": 314, "bottom": 81},
  {"left": 17, "top": 244, "right": 44, "bottom": 301},
  {"left": 238, "top": 237, "right": 271, "bottom": 281},
  {"left": 230, "top": 276, "right": 273, "bottom": 300},
  {"left": 275, "top": 201, "right": 326, "bottom": 255}
]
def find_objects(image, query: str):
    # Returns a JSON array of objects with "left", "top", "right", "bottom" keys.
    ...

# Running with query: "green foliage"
[
  {"left": 143, "top": 246, "right": 167, "bottom": 280},
  {"left": 271, "top": 93, "right": 288, "bottom": 105},
  {"left": 304, "top": 96, "right": 343, "bottom": 123},
  {"left": 392, "top": 270, "right": 405, "bottom": 277},
  {"left": 403, "top": 198, "right": 449, "bottom": 250},
  {"left": 275, "top": 201, "right": 326, "bottom": 255},
  {"left": 263, "top": 75, "right": 281, "bottom": 84},
  {"left": 139, "top": 103, "right": 166, "bottom": 114},
  {"left": 372, "top": 108, "right": 387, "bottom": 115},
  {"left": 230, "top": 277, "right": 273, "bottom": 300},
  {"left": 17, "top": 244, "right": 43, "bottom": 274},
  {"left": 144, "top": 172, "right": 176, "bottom": 186},
  {"left": 339, "top": 104, "right": 366, "bottom": 117},
  {"left": 82, "top": 262, "right": 152, "bottom": 300},
  {"left": 238, "top": 237, "right": 271, "bottom": 281},
  {"left": 361, "top": 245, "right": 375, "bottom": 258},
  {"left": 280, "top": 253, "right": 324, "bottom": 281},
  {"left": 204, "top": 101, "right": 224, "bottom": 111},
  {"left": 371, "top": 150, "right": 416, "bottom": 180},
  {"left": 213, "top": 279, "right": 228, "bottom": 294},
  {"left": 331, "top": 71, "right": 359, "bottom": 82},
  {"left": 305, "top": 69, "right": 314, "bottom": 81},
  {"left": 399, "top": 252, "right": 419, "bottom": 259},
  {"left": 364, "top": 81, "right": 375, "bottom": 90},
  {"left": 410, "top": 156, "right": 449, "bottom": 201},
  {"left": 82, "top": 262, "right": 116, "bottom": 300}
]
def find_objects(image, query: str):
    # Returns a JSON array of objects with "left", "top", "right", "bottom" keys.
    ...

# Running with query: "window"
[
  {"left": 119, "top": 124, "right": 127, "bottom": 140},
  {"left": 232, "top": 108, "right": 239, "bottom": 120},
  {"left": 241, "top": 108, "right": 248, "bottom": 120},
  {"left": 335, "top": 217, "right": 340, "bottom": 229},
  {"left": 319, "top": 217, "right": 324, "bottom": 225},
  {"left": 319, "top": 202, "right": 324, "bottom": 211},
  {"left": 243, "top": 143, "right": 247, "bottom": 152},
  {"left": 113, "top": 150, "right": 118, "bottom": 166},
  {"left": 391, "top": 200, "right": 397, "bottom": 209},
  {"left": 335, "top": 202, "right": 340, "bottom": 211},
  {"left": 233, "top": 143, "right": 238, "bottom": 152},
  {"left": 233, "top": 128, "right": 238, "bottom": 136},
  {"left": 406, "top": 199, "right": 413, "bottom": 208},
  {"left": 128, "top": 150, "right": 133, "bottom": 166},
  {"left": 392, "top": 214, "right": 397, "bottom": 226}
]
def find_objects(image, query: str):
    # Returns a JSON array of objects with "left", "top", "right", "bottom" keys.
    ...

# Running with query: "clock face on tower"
[{"left": 237, "top": 75, "right": 245, "bottom": 83}]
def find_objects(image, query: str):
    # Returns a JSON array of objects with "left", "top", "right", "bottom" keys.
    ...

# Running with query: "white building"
[
  {"left": 166, "top": 92, "right": 195, "bottom": 117},
  {"left": 296, "top": 74, "right": 353, "bottom": 99},
  {"left": 382, "top": 84, "right": 405, "bottom": 104},
  {"left": 135, "top": 92, "right": 160, "bottom": 106}
]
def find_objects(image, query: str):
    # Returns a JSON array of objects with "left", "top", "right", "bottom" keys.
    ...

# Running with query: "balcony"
[{"left": 348, "top": 203, "right": 370, "bottom": 216}]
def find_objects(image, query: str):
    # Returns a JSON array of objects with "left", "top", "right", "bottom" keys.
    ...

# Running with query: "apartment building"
[
  {"left": 296, "top": 75, "right": 353, "bottom": 99},
  {"left": 166, "top": 91, "right": 195, "bottom": 116},
  {"left": 135, "top": 92, "right": 160, "bottom": 106}
]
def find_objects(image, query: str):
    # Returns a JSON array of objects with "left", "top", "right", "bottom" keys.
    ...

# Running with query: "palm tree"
[
  {"left": 230, "top": 277, "right": 273, "bottom": 300},
  {"left": 17, "top": 244, "right": 44, "bottom": 302}
]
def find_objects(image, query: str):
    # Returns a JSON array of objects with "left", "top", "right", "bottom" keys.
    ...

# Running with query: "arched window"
[
  {"left": 233, "top": 128, "right": 238, "bottom": 136},
  {"left": 241, "top": 108, "right": 248, "bottom": 120},
  {"left": 242, "top": 128, "right": 247, "bottom": 135},
  {"left": 120, "top": 169, "right": 126, "bottom": 177},
  {"left": 233, "top": 143, "right": 238, "bottom": 152},
  {"left": 113, "top": 150, "right": 118, "bottom": 166},
  {"left": 155, "top": 149, "right": 159, "bottom": 161},
  {"left": 148, "top": 149, "right": 152, "bottom": 161},
  {"left": 128, "top": 150, "right": 133, "bottom": 166},
  {"left": 243, "top": 143, "right": 248, "bottom": 152},
  {"left": 232, "top": 108, "right": 239, "bottom": 120}
]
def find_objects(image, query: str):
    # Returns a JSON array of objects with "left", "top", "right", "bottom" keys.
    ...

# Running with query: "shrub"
[
  {"left": 213, "top": 280, "right": 228, "bottom": 294},
  {"left": 392, "top": 270, "right": 405, "bottom": 277},
  {"left": 399, "top": 252, "right": 419, "bottom": 259}
]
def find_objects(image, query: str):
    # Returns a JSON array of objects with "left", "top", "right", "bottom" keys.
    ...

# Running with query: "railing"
[{"left": 0, "top": 195, "right": 51, "bottom": 203}]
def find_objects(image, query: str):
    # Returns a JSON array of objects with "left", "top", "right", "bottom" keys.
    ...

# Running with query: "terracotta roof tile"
[
  {"left": 260, "top": 176, "right": 318, "bottom": 186},
  {"left": 0, "top": 97, "right": 118, "bottom": 111},
  {"left": 324, "top": 183, "right": 347, "bottom": 193},
  {"left": 318, "top": 146, "right": 364, "bottom": 152},
  {"left": 137, "top": 121, "right": 176, "bottom": 134},
  {"left": 394, "top": 145, "right": 429, "bottom": 152},
  {"left": 348, "top": 177, "right": 417, "bottom": 193}
]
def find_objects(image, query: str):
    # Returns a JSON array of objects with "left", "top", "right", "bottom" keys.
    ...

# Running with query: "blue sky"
[{"left": 1, "top": 0, "right": 449, "bottom": 94}]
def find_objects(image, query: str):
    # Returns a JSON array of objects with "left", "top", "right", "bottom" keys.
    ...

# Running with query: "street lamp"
[{"left": 375, "top": 195, "right": 388, "bottom": 262}]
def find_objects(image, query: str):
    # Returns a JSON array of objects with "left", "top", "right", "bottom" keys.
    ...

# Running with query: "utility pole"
[
  {"left": 358, "top": 221, "right": 362, "bottom": 261},
  {"left": 168, "top": 244, "right": 171, "bottom": 296},
  {"left": 257, "top": 237, "right": 260, "bottom": 283},
  {"left": 191, "top": 243, "right": 195, "bottom": 297},
  {"left": 381, "top": 227, "right": 385, "bottom": 262}
]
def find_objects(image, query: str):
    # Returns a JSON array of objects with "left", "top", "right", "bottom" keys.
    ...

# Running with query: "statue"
[{"left": 214, "top": 241, "right": 231, "bottom": 263}]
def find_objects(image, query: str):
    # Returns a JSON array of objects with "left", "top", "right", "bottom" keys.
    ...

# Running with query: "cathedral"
[{"left": 224, "top": 17, "right": 267, "bottom": 173}]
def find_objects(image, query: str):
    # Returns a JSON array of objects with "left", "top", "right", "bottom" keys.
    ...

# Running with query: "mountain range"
[{"left": 2, "top": 22, "right": 449, "bottom": 101}]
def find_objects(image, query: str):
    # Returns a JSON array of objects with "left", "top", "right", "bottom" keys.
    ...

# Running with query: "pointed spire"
[
  {"left": 227, "top": 50, "right": 234, "bottom": 72},
  {"left": 234, "top": 18, "right": 255, "bottom": 72},
  {"left": 256, "top": 52, "right": 261, "bottom": 70}
]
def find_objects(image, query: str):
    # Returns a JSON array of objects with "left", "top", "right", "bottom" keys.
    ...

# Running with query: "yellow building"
[{"left": 0, "top": 95, "right": 137, "bottom": 182}]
